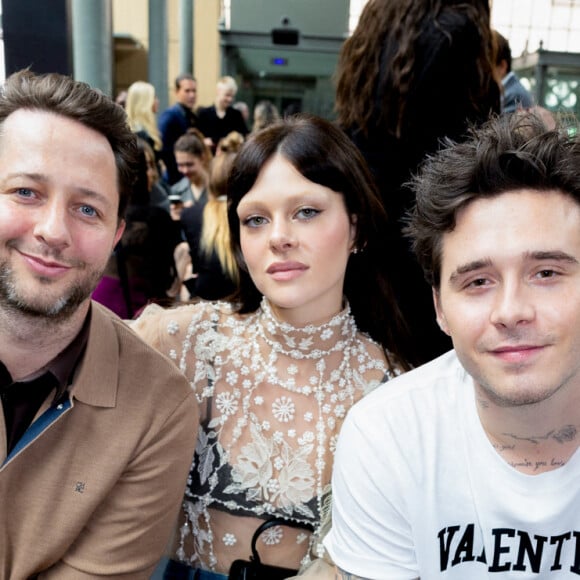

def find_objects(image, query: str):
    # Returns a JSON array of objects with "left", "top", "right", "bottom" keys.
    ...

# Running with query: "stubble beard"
[{"left": 0, "top": 260, "right": 103, "bottom": 323}]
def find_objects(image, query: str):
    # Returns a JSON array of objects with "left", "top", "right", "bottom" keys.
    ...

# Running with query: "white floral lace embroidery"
[{"left": 145, "top": 297, "right": 399, "bottom": 572}]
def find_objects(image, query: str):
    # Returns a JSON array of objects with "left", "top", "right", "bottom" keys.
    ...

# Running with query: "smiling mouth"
[
  {"left": 491, "top": 345, "right": 545, "bottom": 362},
  {"left": 20, "top": 251, "right": 72, "bottom": 277}
]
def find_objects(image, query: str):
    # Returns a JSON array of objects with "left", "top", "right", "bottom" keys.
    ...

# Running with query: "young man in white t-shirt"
[{"left": 325, "top": 110, "right": 580, "bottom": 579}]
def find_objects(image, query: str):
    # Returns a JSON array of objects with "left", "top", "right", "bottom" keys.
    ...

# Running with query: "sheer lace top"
[{"left": 132, "top": 298, "right": 401, "bottom": 573}]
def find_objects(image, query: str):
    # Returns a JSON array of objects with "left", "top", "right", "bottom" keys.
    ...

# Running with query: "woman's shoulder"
[
  {"left": 130, "top": 300, "right": 238, "bottom": 347},
  {"left": 354, "top": 331, "right": 407, "bottom": 383}
]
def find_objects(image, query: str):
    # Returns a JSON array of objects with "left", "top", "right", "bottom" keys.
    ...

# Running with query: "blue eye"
[
  {"left": 79, "top": 205, "right": 97, "bottom": 218},
  {"left": 296, "top": 207, "right": 320, "bottom": 219},
  {"left": 243, "top": 215, "right": 267, "bottom": 227},
  {"left": 16, "top": 188, "right": 35, "bottom": 198}
]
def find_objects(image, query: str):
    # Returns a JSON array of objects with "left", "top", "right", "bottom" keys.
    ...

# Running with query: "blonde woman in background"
[
  {"left": 125, "top": 81, "right": 163, "bottom": 159},
  {"left": 180, "top": 132, "right": 243, "bottom": 300}
]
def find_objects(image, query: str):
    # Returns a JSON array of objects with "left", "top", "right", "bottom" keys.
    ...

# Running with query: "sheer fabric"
[{"left": 133, "top": 298, "right": 400, "bottom": 574}]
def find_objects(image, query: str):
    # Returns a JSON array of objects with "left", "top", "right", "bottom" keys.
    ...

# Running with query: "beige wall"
[{"left": 112, "top": 0, "right": 221, "bottom": 107}]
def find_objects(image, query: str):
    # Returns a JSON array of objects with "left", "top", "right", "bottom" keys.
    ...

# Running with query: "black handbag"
[{"left": 228, "top": 517, "right": 314, "bottom": 580}]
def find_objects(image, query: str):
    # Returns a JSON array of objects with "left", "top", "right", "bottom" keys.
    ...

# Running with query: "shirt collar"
[{"left": 0, "top": 310, "right": 91, "bottom": 405}]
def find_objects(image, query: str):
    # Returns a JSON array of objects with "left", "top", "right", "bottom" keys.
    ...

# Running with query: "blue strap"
[{"left": 2, "top": 399, "right": 72, "bottom": 466}]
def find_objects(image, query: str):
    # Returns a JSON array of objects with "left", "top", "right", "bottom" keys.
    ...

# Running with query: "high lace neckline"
[{"left": 258, "top": 297, "right": 357, "bottom": 359}]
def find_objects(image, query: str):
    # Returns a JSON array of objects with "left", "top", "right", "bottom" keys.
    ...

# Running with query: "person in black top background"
[{"left": 334, "top": 0, "right": 501, "bottom": 365}]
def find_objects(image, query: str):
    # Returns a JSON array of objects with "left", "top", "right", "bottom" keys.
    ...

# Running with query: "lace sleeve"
[{"left": 130, "top": 303, "right": 202, "bottom": 377}]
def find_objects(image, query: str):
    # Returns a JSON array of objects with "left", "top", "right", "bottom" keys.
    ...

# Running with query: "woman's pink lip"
[
  {"left": 266, "top": 261, "right": 308, "bottom": 274},
  {"left": 266, "top": 262, "right": 308, "bottom": 281}
]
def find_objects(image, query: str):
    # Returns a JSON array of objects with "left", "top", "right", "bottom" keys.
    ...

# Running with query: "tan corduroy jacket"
[{"left": 0, "top": 302, "right": 198, "bottom": 579}]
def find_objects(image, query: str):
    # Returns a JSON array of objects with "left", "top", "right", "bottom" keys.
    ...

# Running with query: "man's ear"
[
  {"left": 432, "top": 287, "right": 451, "bottom": 336},
  {"left": 114, "top": 219, "right": 126, "bottom": 248}
]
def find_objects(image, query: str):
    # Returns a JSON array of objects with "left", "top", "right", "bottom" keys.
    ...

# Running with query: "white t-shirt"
[{"left": 324, "top": 351, "right": 580, "bottom": 579}]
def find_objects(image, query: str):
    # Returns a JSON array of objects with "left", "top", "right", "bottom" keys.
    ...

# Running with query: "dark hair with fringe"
[{"left": 227, "top": 114, "right": 412, "bottom": 370}]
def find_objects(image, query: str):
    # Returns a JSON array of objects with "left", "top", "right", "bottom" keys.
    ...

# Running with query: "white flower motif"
[
  {"left": 226, "top": 370, "right": 238, "bottom": 385},
  {"left": 167, "top": 320, "right": 179, "bottom": 335},
  {"left": 267, "top": 478, "right": 279, "bottom": 493},
  {"left": 322, "top": 404, "right": 331, "bottom": 414},
  {"left": 287, "top": 429, "right": 296, "bottom": 438},
  {"left": 262, "top": 420, "right": 271, "bottom": 431},
  {"left": 243, "top": 379, "right": 252, "bottom": 389},
  {"left": 330, "top": 434, "right": 339, "bottom": 453},
  {"left": 334, "top": 405, "right": 346, "bottom": 418},
  {"left": 254, "top": 395, "right": 264, "bottom": 405},
  {"left": 262, "top": 525, "right": 283, "bottom": 545},
  {"left": 320, "top": 327, "right": 334, "bottom": 340},
  {"left": 241, "top": 365, "right": 250, "bottom": 375},
  {"left": 216, "top": 392, "right": 238, "bottom": 416},
  {"left": 273, "top": 431, "right": 284, "bottom": 444},
  {"left": 315, "top": 359, "right": 326, "bottom": 373},
  {"left": 223, "top": 533, "right": 237, "bottom": 546},
  {"left": 296, "top": 532, "right": 309, "bottom": 544},
  {"left": 274, "top": 456, "right": 284, "bottom": 470},
  {"left": 169, "top": 349, "right": 177, "bottom": 360},
  {"left": 299, "top": 431, "right": 315, "bottom": 444},
  {"left": 304, "top": 412, "right": 314, "bottom": 422},
  {"left": 272, "top": 396, "right": 295, "bottom": 422},
  {"left": 287, "top": 364, "right": 298, "bottom": 375}
]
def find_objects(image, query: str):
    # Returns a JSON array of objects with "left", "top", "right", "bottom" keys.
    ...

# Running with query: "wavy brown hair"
[{"left": 335, "top": 0, "right": 497, "bottom": 138}]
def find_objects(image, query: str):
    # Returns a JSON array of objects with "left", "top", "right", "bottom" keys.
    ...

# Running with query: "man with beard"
[
  {"left": 325, "top": 111, "right": 580, "bottom": 578},
  {"left": 0, "top": 70, "right": 198, "bottom": 579}
]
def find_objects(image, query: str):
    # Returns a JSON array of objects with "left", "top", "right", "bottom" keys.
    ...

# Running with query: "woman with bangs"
[{"left": 133, "top": 115, "right": 411, "bottom": 579}]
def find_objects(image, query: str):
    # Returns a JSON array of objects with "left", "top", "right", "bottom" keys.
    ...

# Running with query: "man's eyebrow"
[
  {"left": 528, "top": 250, "right": 578, "bottom": 264},
  {"left": 449, "top": 259, "right": 492, "bottom": 284},
  {"left": 4, "top": 171, "right": 115, "bottom": 207},
  {"left": 448, "top": 251, "right": 580, "bottom": 285}
]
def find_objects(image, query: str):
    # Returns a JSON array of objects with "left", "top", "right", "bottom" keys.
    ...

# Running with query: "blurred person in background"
[
  {"left": 170, "top": 129, "right": 212, "bottom": 209},
  {"left": 159, "top": 73, "right": 199, "bottom": 185},
  {"left": 93, "top": 138, "right": 181, "bottom": 318},
  {"left": 335, "top": 0, "right": 500, "bottom": 366},
  {"left": 252, "top": 99, "right": 281, "bottom": 133},
  {"left": 180, "top": 131, "right": 244, "bottom": 301},
  {"left": 125, "top": 81, "right": 163, "bottom": 166},
  {"left": 493, "top": 30, "right": 534, "bottom": 113},
  {"left": 198, "top": 76, "right": 249, "bottom": 153}
]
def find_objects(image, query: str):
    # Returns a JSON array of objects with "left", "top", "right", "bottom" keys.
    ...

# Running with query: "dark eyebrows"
[
  {"left": 448, "top": 251, "right": 579, "bottom": 286},
  {"left": 449, "top": 259, "right": 492, "bottom": 285},
  {"left": 528, "top": 250, "right": 578, "bottom": 264}
]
